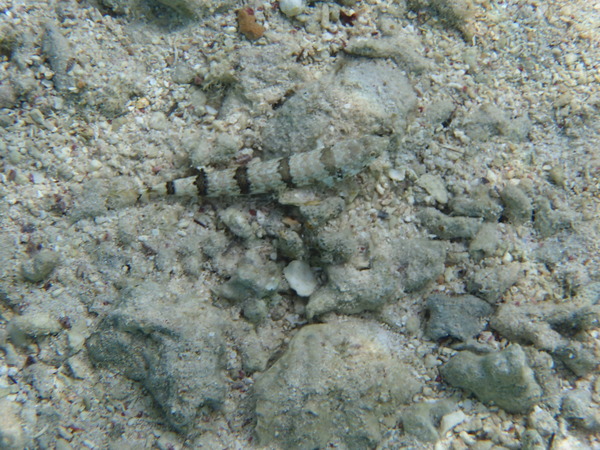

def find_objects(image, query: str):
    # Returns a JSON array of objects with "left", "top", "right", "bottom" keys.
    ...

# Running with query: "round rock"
[{"left": 254, "top": 319, "right": 421, "bottom": 448}]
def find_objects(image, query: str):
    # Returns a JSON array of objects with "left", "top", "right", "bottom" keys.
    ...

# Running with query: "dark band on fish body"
[
  {"left": 166, "top": 180, "right": 176, "bottom": 195},
  {"left": 320, "top": 147, "right": 338, "bottom": 177},
  {"left": 278, "top": 157, "right": 296, "bottom": 188},
  {"left": 234, "top": 166, "right": 251, "bottom": 194},
  {"left": 194, "top": 168, "right": 208, "bottom": 196}
]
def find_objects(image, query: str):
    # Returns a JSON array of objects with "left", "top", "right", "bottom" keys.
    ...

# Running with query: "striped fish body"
[{"left": 150, "top": 136, "right": 388, "bottom": 199}]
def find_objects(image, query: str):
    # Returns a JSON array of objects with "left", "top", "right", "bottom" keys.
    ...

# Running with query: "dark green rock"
[
  {"left": 441, "top": 345, "right": 542, "bottom": 414},
  {"left": 425, "top": 294, "right": 494, "bottom": 341}
]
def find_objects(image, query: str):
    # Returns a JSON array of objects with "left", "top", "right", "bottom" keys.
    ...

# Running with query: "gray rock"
[
  {"left": 298, "top": 196, "right": 346, "bottom": 229},
  {"left": 466, "top": 263, "right": 522, "bottom": 304},
  {"left": 561, "top": 389, "right": 600, "bottom": 433},
  {"left": 547, "top": 303, "right": 600, "bottom": 335},
  {"left": 306, "top": 260, "right": 396, "bottom": 318},
  {"left": 22, "top": 362, "right": 56, "bottom": 399},
  {"left": 219, "top": 206, "right": 256, "bottom": 240},
  {"left": 393, "top": 238, "right": 447, "bottom": 292},
  {"left": 491, "top": 301, "right": 599, "bottom": 376},
  {"left": 459, "top": 103, "right": 531, "bottom": 142},
  {"left": 8, "top": 313, "right": 62, "bottom": 347},
  {"left": 275, "top": 229, "right": 306, "bottom": 260},
  {"left": 215, "top": 254, "right": 280, "bottom": 303},
  {"left": 521, "top": 430, "right": 546, "bottom": 450},
  {"left": 86, "top": 283, "right": 228, "bottom": 431},
  {"left": 417, "top": 173, "right": 449, "bottom": 204},
  {"left": 425, "top": 294, "right": 494, "bottom": 341},
  {"left": 449, "top": 188, "right": 503, "bottom": 221},
  {"left": 254, "top": 320, "right": 421, "bottom": 448},
  {"left": 241, "top": 298, "right": 268, "bottom": 324},
  {"left": 441, "top": 345, "right": 543, "bottom": 414},
  {"left": 552, "top": 342, "right": 599, "bottom": 377},
  {"left": 261, "top": 59, "right": 415, "bottom": 159},
  {"left": 171, "top": 62, "right": 196, "bottom": 84},
  {"left": 21, "top": 249, "right": 60, "bottom": 283},
  {"left": 528, "top": 406, "right": 559, "bottom": 438},
  {"left": 418, "top": 207, "right": 483, "bottom": 240},
  {"left": 306, "top": 227, "right": 356, "bottom": 265},
  {"left": 407, "top": 0, "right": 474, "bottom": 38},
  {"left": 533, "top": 197, "right": 575, "bottom": 238},
  {"left": 469, "top": 223, "right": 501, "bottom": 260},
  {"left": 0, "top": 82, "right": 17, "bottom": 109},
  {"left": 70, "top": 179, "right": 109, "bottom": 221},
  {"left": 0, "top": 399, "right": 28, "bottom": 449},
  {"left": 422, "top": 98, "right": 455, "bottom": 127},
  {"left": 505, "top": 115, "right": 532, "bottom": 142},
  {"left": 97, "top": 0, "right": 133, "bottom": 15},
  {"left": 238, "top": 330, "right": 271, "bottom": 373},
  {"left": 344, "top": 35, "right": 433, "bottom": 73},
  {"left": 500, "top": 184, "right": 532, "bottom": 225},
  {"left": 547, "top": 166, "right": 567, "bottom": 188},
  {"left": 401, "top": 400, "right": 455, "bottom": 442},
  {"left": 41, "top": 23, "right": 75, "bottom": 92}
]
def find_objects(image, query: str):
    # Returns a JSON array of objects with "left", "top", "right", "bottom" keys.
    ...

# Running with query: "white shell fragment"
[
  {"left": 284, "top": 261, "right": 318, "bottom": 297},
  {"left": 279, "top": 0, "right": 305, "bottom": 17}
]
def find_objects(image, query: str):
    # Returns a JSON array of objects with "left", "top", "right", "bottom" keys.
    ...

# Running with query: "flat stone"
[
  {"left": 441, "top": 345, "right": 542, "bottom": 414},
  {"left": 425, "top": 294, "right": 494, "bottom": 341},
  {"left": 86, "top": 282, "right": 228, "bottom": 431},
  {"left": 254, "top": 320, "right": 421, "bottom": 448}
]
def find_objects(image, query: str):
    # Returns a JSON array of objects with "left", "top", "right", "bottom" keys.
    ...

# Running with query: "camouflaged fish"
[{"left": 146, "top": 136, "right": 388, "bottom": 199}]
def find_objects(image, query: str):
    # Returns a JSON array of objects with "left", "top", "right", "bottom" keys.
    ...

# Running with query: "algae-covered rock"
[
  {"left": 491, "top": 299, "right": 600, "bottom": 376},
  {"left": 401, "top": 400, "right": 456, "bottom": 443},
  {"left": 41, "top": 23, "right": 75, "bottom": 92},
  {"left": 254, "top": 320, "right": 421, "bottom": 449},
  {"left": 467, "top": 263, "right": 523, "bottom": 304},
  {"left": 533, "top": 197, "right": 576, "bottom": 238},
  {"left": 215, "top": 255, "right": 281, "bottom": 303},
  {"left": 500, "top": 184, "right": 532, "bottom": 225},
  {"left": 306, "top": 261, "right": 396, "bottom": 318},
  {"left": 86, "top": 283, "right": 227, "bottom": 431},
  {"left": 417, "top": 173, "right": 449, "bottom": 204},
  {"left": 393, "top": 238, "right": 447, "bottom": 292},
  {"left": 425, "top": 294, "right": 493, "bottom": 341},
  {"left": 561, "top": 389, "right": 600, "bottom": 433},
  {"left": 261, "top": 59, "right": 416, "bottom": 159},
  {"left": 469, "top": 223, "right": 502, "bottom": 260},
  {"left": 449, "top": 188, "right": 503, "bottom": 221},
  {"left": 441, "top": 344, "right": 542, "bottom": 414},
  {"left": 21, "top": 249, "right": 60, "bottom": 283},
  {"left": 8, "top": 312, "right": 62, "bottom": 347},
  {"left": 418, "top": 207, "right": 483, "bottom": 240}
]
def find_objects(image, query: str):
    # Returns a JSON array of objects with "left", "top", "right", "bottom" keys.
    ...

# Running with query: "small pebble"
[
  {"left": 279, "top": 0, "right": 304, "bottom": 17},
  {"left": 135, "top": 97, "right": 150, "bottom": 109},
  {"left": 548, "top": 166, "right": 566, "bottom": 187},
  {"left": 21, "top": 249, "right": 60, "bottom": 283}
]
